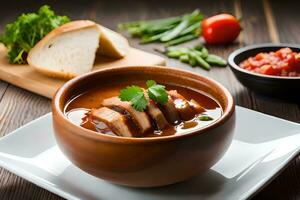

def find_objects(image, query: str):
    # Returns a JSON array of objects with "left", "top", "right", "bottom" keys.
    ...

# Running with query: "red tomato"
[
  {"left": 239, "top": 48, "right": 300, "bottom": 77},
  {"left": 288, "top": 53, "right": 300, "bottom": 70},
  {"left": 260, "top": 65, "right": 278, "bottom": 75},
  {"left": 202, "top": 14, "right": 241, "bottom": 45}
]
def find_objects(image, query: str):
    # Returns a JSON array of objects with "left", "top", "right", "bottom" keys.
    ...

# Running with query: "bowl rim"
[
  {"left": 228, "top": 43, "right": 300, "bottom": 80},
  {"left": 52, "top": 66, "right": 235, "bottom": 144}
]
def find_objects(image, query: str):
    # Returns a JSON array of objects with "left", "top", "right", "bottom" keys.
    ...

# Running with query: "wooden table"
[{"left": 0, "top": 0, "right": 299, "bottom": 199}]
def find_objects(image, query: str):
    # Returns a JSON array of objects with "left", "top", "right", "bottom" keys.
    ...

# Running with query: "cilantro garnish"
[
  {"left": 119, "top": 86, "right": 147, "bottom": 111},
  {"left": 119, "top": 80, "right": 168, "bottom": 112},
  {"left": 147, "top": 83, "right": 168, "bottom": 105},
  {"left": 146, "top": 80, "right": 156, "bottom": 87},
  {"left": 0, "top": 5, "right": 70, "bottom": 64},
  {"left": 130, "top": 92, "right": 148, "bottom": 111}
]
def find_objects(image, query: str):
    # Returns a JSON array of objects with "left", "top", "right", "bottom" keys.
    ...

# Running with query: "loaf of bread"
[
  {"left": 27, "top": 20, "right": 130, "bottom": 79},
  {"left": 27, "top": 20, "right": 100, "bottom": 79}
]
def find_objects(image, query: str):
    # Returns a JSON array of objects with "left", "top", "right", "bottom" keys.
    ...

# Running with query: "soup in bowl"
[{"left": 52, "top": 66, "right": 235, "bottom": 187}]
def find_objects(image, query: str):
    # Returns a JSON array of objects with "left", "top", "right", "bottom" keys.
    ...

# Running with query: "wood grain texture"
[
  {"left": 0, "top": 81, "right": 8, "bottom": 102},
  {"left": 262, "top": 0, "right": 280, "bottom": 43},
  {"left": 0, "top": 0, "right": 299, "bottom": 199},
  {"left": 271, "top": 0, "right": 300, "bottom": 43}
]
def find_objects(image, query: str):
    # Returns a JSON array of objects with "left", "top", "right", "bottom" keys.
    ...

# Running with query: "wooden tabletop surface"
[{"left": 0, "top": 0, "right": 299, "bottom": 199}]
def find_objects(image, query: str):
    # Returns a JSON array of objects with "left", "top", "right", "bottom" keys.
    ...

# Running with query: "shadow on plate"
[{"left": 121, "top": 169, "right": 225, "bottom": 196}]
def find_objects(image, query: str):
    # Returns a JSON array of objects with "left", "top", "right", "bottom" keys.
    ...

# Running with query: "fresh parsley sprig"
[
  {"left": 119, "top": 80, "right": 168, "bottom": 112},
  {"left": 0, "top": 5, "right": 70, "bottom": 64}
]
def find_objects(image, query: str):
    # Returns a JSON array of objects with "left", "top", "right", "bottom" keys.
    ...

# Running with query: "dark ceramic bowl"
[
  {"left": 228, "top": 43, "right": 300, "bottom": 99},
  {"left": 52, "top": 66, "right": 235, "bottom": 187}
]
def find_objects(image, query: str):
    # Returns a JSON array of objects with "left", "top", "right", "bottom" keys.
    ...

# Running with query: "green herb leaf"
[
  {"left": 198, "top": 115, "right": 213, "bottom": 121},
  {"left": 119, "top": 80, "right": 168, "bottom": 111},
  {"left": 147, "top": 84, "right": 168, "bottom": 105},
  {"left": 119, "top": 85, "right": 147, "bottom": 112},
  {"left": 0, "top": 5, "right": 70, "bottom": 64},
  {"left": 130, "top": 92, "right": 148, "bottom": 112},
  {"left": 119, "top": 86, "right": 143, "bottom": 101},
  {"left": 146, "top": 80, "right": 156, "bottom": 88}
]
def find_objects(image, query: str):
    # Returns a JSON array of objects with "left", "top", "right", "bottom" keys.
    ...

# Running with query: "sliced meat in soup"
[
  {"left": 102, "top": 97, "right": 152, "bottom": 134},
  {"left": 91, "top": 107, "right": 135, "bottom": 137},
  {"left": 159, "top": 97, "right": 181, "bottom": 125},
  {"left": 168, "top": 90, "right": 196, "bottom": 121},
  {"left": 65, "top": 81, "right": 222, "bottom": 138},
  {"left": 146, "top": 99, "right": 169, "bottom": 130}
]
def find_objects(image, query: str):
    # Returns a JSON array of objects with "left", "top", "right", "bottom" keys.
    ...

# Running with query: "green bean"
[
  {"left": 165, "top": 34, "right": 198, "bottom": 46},
  {"left": 201, "top": 47, "right": 209, "bottom": 58},
  {"left": 160, "top": 19, "right": 189, "bottom": 42},
  {"left": 119, "top": 10, "right": 204, "bottom": 46},
  {"left": 161, "top": 10, "right": 202, "bottom": 42},
  {"left": 189, "top": 14, "right": 204, "bottom": 23},
  {"left": 145, "top": 24, "right": 176, "bottom": 34},
  {"left": 128, "top": 27, "right": 143, "bottom": 37},
  {"left": 167, "top": 46, "right": 183, "bottom": 52},
  {"left": 179, "top": 22, "right": 200, "bottom": 36},
  {"left": 195, "top": 56, "right": 211, "bottom": 70},
  {"left": 161, "top": 44, "right": 226, "bottom": 70},
  {"left": 166, "top": 50, "right": 183, "bottom": 58},
  {"left": 188, "top": 10, "right": 204, "bottom": 23},
  {"left": 205, "top": 54, "right": 227, "bottom": 66},
  {"left": 188, "top": 53, "right": 197, "bottom": 67},
  {"left": 194, "top": 44, "right": 203, "bottom": 51},
  {"left": 179, "top": 54, "right": 189, "bottom": 63},
  {"left": 189, "top": 51, "right": 210, "bottom": 70},
  {"left": 192, "top": 49, "right": 203, "bottom": 57},
  {"left": 167, "top": 46, "right": 189, "bottom": 52},
  {"left": 141, "top": 31, "right": 170, "bottom": 43},
  {"left": 166, "top": 47, "right": 189, "bottom": 57},
  {"left": 187, "top": 9, "right": 202, "bottom": 21}
]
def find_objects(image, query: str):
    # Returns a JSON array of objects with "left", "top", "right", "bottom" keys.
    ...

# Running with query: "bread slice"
[
  {"left": 97, "top": 25, "right": 130, "bottom": 58},
  {"left": 27, "top": 20, "right": 101, "bottom": 79}
]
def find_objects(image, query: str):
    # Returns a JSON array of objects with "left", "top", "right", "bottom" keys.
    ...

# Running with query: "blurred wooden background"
[{"left": 0, "top": 0, "right": 299, "bottom": 199}]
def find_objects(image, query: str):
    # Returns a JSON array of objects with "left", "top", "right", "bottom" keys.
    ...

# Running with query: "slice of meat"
[
  {"left": 147, "top": 100, "right": 169, "bottom": 130},
  {"left": 159, "top": 97, "right": 181, "bottom": 125},
  {"left": 168, "top": 90, "right": 185, "bottom": 99},
  {"left": 108, "top": 106, "right": 141, "bottom": 133},
  {"left": 102, "top": 97, "right": 151, "bottom": 134},
  {"left": 142, "top": 88, "right": 169, "bottom": 130},
  {"left": 189, "top": 99, "right": 205, "bottom": 113},
  {"left": 172, "top": 98, "right": 195, "bottom": 120},
  {"left": 93, "top": 121, "right": 115, "bottom": 136},
  {"left": 91, "top": 107, "right": 135, "bottom": 137},
  {"left": 168, "top": 90, "right": 195, "bottom": 120}
]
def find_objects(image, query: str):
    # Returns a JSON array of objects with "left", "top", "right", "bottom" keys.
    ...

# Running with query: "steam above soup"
[{"left": 65, "top": 80, "right": 222, "bottom": 138}]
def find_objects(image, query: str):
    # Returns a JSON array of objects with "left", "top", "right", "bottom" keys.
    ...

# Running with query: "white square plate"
[{"left": 0, "top": 106, "right": 300, "bottom": 200}]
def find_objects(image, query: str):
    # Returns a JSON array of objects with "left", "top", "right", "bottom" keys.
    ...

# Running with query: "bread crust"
[
  {"left": 33, "top": 65, "right": 76, "bottom": 79},
  {"left": 27, "top": 20, "right": 100, "bottom": 79}
]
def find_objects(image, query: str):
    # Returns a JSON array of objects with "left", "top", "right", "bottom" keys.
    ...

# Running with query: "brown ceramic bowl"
[{"left": 52, "top": 66, "right": 235, "bottom": 187}]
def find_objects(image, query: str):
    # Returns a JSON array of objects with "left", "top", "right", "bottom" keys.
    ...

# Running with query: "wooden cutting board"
[{"left": 0, "top": 45, "right": 166, "bottom": 99}]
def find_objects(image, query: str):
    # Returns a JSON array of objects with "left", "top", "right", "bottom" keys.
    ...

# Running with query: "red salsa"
[{"left": 239, "top": 48, "right": 300, "bottom": 77}]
